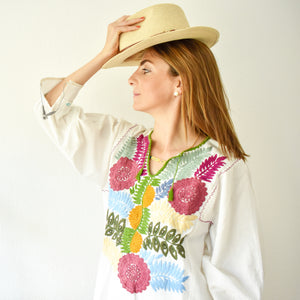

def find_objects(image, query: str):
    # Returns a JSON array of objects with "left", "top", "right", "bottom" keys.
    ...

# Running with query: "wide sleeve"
[
  {"left": 202, "top": 160, "right": 264, "bottom": 299},
  {"left": 33, "top": 77, "right": 146, "bottom": 188}
]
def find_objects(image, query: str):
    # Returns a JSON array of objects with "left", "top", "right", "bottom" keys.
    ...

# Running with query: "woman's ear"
[{"left": 176, "top": 76, "right": 183, "bottom": 95}]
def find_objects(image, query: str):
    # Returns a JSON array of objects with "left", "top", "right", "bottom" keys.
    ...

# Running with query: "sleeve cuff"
[{"left": 40, "top": 77, "right": 83, "bottom": 119}]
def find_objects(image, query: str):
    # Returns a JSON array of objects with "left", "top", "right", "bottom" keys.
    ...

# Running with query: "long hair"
[{"left": 149, "top": 39, "right": 248, "bottom": 161}]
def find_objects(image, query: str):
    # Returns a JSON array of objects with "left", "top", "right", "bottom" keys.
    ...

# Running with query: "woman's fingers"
[
  {"left": 109, "top": 17, "right": 144, "bottom": 34},
  {"left": 113, "top": 16, "right": 145, "bottom": 27},
  {"left": 115, "top": 15, "right": 130, "bottom": 22},
  {"left": 108, "top": 16, "right": 145, "bottom": 38},
  {"left": 122, "top": 17, "right": 145, "bottom": 25},
  {"left": 114, "top": 25, "right": 140, "bottom": 34},
  {"left": 101, "top": 15, "right": 145, "bottom": 59}
]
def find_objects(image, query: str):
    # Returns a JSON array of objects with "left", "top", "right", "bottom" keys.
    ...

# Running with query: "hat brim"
[{"left": 102, "top": 26, "right": 219, "bottom": 69}]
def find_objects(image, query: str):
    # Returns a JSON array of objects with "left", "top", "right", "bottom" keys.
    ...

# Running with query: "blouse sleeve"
[
  {"left": 33, "top": 77, "right": 146, "bottom": 188},
  {"left": 202, "top": 160, "right": 264, "bottom": 299}
]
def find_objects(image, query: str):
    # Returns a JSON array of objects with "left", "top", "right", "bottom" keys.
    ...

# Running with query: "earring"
[{"left": 174, "top": 91, "right": 179, "bottom": 97}]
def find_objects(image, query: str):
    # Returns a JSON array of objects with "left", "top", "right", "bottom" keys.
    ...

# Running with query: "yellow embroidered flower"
[
  {"left": 150, "top": 200, "right": 197, "bottom": 233},
  {"left": 103, "top": 237, "right": 122, "bottom": 271},
  {"left": 129, "top": 205, "right": 143, "bottom": 229},
  {"left": 130, "top": 231, "right": 143, "bottom": 253},
  {"left": 142, "top": 185, "right": 155, "bottom": 208}
]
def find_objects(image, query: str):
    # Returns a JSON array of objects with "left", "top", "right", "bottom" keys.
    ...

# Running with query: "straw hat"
[{"left": 102, "top": 3, "right": 219, "bottom": 69}]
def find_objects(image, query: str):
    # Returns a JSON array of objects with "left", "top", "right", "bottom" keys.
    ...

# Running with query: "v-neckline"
[{"left": 146, "top": 130, "right": 210, "bottom": 177}]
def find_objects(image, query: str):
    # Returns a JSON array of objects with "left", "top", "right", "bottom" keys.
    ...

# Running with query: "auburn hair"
[{"left": 148, "top": 39, "right": 249, "bottom": 161}]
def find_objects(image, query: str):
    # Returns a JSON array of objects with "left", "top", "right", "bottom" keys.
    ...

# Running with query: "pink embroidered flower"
[
  {"left": 171, "top": 178, "right": 207, "bottom": 215},
  {"left": 118, "top": 253, "right": 150, "bottom": 293},
  {"left": 109, "top": 157, "right": 139, "bottom": 191}
]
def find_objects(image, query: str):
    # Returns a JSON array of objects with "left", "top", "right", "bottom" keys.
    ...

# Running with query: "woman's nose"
[
  {"left": 128, "top": 75, "right": 134, "bottom": 86},
  {"left": 128, "top": 70, "right": 137, "bottom": 86}
]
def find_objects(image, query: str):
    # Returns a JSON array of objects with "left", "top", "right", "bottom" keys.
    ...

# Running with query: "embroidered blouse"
[{"left": 33, "top": 78, "right": 263, "bottom": 300}]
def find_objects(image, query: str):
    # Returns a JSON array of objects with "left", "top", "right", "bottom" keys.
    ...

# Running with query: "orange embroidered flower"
[
  {"left": 130, "top": 231, "right": 143, "bottom": 253},
  {"left": 129, "top": 206, "right": 143, "bottom": 229},
  {"left": 142, "top": 185, "right": 155, "bottom": 208}
]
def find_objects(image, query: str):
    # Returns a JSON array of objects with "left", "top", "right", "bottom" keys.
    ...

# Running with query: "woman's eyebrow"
[{"left": 140, "top": 59, "right": 154, "bottom": 66}]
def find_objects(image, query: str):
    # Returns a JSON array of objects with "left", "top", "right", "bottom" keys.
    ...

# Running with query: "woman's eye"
[{"left": 142, "top": 68, "right": 150, "bottom": 74}]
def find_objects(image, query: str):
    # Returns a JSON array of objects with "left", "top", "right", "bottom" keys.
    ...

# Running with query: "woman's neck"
[{"left": 150, "top": 115, "right": 205, "bottom": 159}]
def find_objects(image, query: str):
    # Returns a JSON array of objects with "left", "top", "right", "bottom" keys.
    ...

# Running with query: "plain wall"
[{"left": 0, "top": 0, "right": 299, "bottom": 299}]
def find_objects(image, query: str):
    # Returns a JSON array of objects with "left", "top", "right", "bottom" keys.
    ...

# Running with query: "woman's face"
[{"left": 128, "top": 49, "right": 181, "bottom": 115}]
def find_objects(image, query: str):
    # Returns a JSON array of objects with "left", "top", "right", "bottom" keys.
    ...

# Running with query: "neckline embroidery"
[{"left": 146, "top": 130, "right": 211, "bottom": 177}]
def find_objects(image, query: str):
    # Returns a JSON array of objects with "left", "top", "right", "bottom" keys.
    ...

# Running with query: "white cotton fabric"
[{"left": 33, "top": 78, "right": 264, "bottom": 300}]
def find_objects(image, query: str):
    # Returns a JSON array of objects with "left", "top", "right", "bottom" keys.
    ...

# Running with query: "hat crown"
[{"left": 119, "top": 4, "right": 190, "bottom": 51}]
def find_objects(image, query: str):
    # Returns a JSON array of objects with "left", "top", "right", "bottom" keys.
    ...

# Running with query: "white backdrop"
[{"left": 0, "top": 0, "right": 299, "bottom": 299}]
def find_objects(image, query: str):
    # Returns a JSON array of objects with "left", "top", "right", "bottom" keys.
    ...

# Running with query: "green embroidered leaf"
[
  {"left": 146, "top": 222, "right": 187, "bottom": 260},
  {"left": 153, "top": 222, "right": 161, "bottom": 235},
  {"left": 146, "top": 236, "right": 153, "bottom": 249},
  {"left": 116, "top": 237, "right": 122, "bottom": 246},
  {"left": 115, "top": 136, "right": 137, "bottom": 160},
  {"left": 148, "top": 222, "right": 153, "bottom": 234},
  {"left": 118, "top": 219, "right": 126, "bottom": 232},
  {"left": 121, "top": 227, "right": 135, "bottom": 253},
  {"left": 117, "top": 231, "right": 123, "bottom": 240},
  {"left": 129, "top": 187, "right": 134, "bottom": 194},
  {"left": 143, "top": 239, "right": 148, "bottom": 250},
  {"left": 114, "top": 215, "right": 119, "bottom": 228},
  {"left": 132, "top": 176, "right": 151, "bottom": 205},
  {"left": 159, "top": 225, "right": 168, "bottom": 238},
  {"left": 151, "top": 178, "right": 161, "bottom": 187},
  {"left": 112, "top": 232, "right": 118, "bottom": 240},
  {"left": 137, "top": 208, "right": 150, "bottom": 234},
  {"left": 177, "top": 244, "right": 186, "bottom": 258},
  {"left": 161, "top": 241, "right": 168, "bottom": 256},
  {"left": 153, "top": 237, "right": 160, "bottom": 252},
  {"left": 107, "top": 212, "right": 114, "bottom": 226},
  {"left": 166, "top": 229, "right": 176, "bottom": 241},
  {"left": 172, "top": 233, "right": 181, "bottom": 244},
  {"left": 169, "top": 245, "right": 178, "bottom": 260},
  {"left": 105, "top": 211, "right": 126, "bottom": 244},
  {"left": 105, "top": 228, "right": 114, "bottom": 236}
]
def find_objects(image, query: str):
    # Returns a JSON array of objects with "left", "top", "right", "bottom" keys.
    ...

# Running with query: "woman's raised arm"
[{"left": 45, "top": 15, "right": 145, "bottom": 107}]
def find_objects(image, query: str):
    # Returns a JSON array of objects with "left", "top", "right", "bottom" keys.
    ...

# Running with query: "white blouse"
[{"left": 33, "top": 78, "right": 263, "bottom": 300}]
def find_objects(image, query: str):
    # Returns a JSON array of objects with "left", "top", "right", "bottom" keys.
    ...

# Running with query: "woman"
[{"left": 34, "top": 4, "right": 263, "bottom": 299}]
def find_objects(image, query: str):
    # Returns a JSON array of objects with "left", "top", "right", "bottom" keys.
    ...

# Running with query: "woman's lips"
[{"left": 133, "top": 93, "right": 140, "bottom": 96}]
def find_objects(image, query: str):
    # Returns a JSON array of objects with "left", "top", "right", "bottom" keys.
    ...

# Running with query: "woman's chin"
[{"left": 132, "top": 102, "right": 145, "bottom": 112}]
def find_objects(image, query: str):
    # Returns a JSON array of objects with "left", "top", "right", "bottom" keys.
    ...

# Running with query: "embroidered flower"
[
  {"left": 171, "top": 178, "right": 207, "bottom": 215},
  {"left": 142, "top": 185, "right": 155, "bottom": 208},
  {"left": 103, "top": 237, "right": 122, "bottom": 271},
  {"left": 109, "top": 157, "right": 139, "bottom": 191},
  {"left": 129, "top": 206, "right": 143, "bottom": 230},
  {"left": 150, "top": 200, "right": 197, "bottom": 233},
  {"left": 118, "top": 253, "right": 150, "bottom": 293},
  {"left": 130, "top": 231, "right": 143, "bottom": 253}
]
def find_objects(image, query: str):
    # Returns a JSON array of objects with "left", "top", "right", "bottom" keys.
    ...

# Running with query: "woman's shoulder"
[
  {"left": 199, "top": 137, "right": 249, "bottom": 176},
  {"left": 111, "top": 124, "right": 151, "bottom": 157}
]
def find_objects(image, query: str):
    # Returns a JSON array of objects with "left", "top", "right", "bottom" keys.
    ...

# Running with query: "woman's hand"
[
  {"left": 44, "top": 15, "right": 145, "bottom": 107},
  {"left": 101, "top": 15, "right": 145, "bottom": 60}
]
